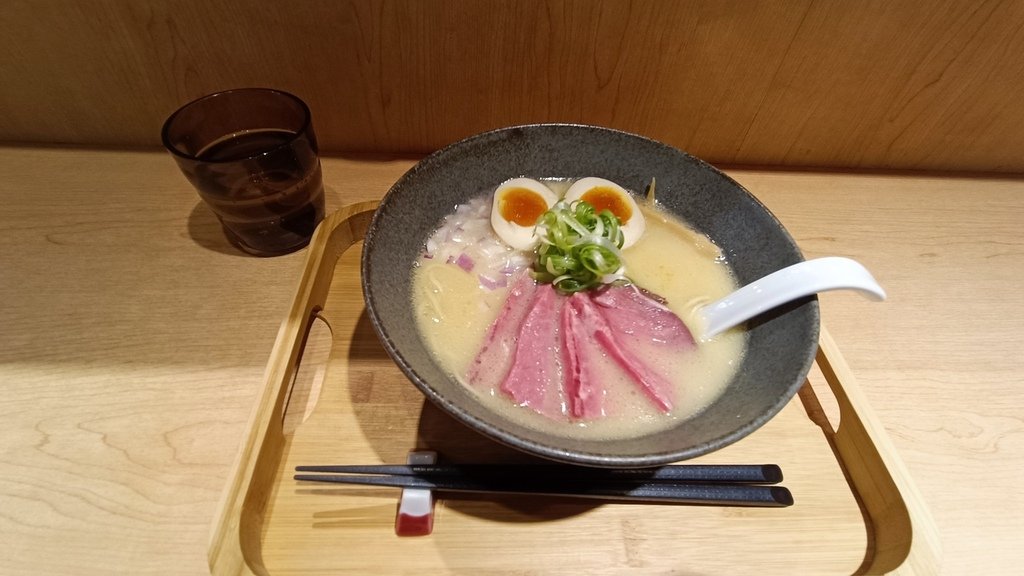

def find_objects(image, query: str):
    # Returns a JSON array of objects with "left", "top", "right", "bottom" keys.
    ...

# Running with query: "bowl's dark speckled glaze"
[{"left": 361, "top": 124, "right": 819, "bottom": 468}]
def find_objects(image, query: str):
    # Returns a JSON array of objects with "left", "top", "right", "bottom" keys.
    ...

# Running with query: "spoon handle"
[{"left": 698, "top": 257, "right": 886, "bottom": 340}]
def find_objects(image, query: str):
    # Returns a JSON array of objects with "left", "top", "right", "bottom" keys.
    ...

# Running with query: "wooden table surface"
[{"left": 1, "top": 145, "right": 1020, "bottom": 575}]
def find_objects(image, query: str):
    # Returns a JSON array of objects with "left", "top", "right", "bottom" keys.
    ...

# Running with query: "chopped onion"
[
  {"left": 422, "top": 195, "right": 530, "bottom": 288},
  {"left": 455, "top": 253, "right": 475, "bottom": 272},
  {"left": 478, "top": 274, "right": 507, "bottom": 291}
]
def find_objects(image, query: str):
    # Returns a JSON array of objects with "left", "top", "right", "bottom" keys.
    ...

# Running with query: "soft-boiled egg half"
[
  {"left": 563, "top": 177, "right": 646, "bottom": 249},
  {"left": 490, "top": 178, "right": 558, "bottom": 249}
]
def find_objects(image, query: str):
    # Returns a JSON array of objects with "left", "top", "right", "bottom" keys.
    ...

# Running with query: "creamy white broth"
[{"left": 412, "top": 188, "right": 745, "bottom": 440}]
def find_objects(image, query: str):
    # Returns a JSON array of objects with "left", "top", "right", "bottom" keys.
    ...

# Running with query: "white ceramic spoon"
[{"left": 697, "top": 256, "right": 886, "bottom": 340}]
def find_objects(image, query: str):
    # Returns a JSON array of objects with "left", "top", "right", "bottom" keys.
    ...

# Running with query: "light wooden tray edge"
[
  {"left": 817, "top": 328, "right": 942, "bottom": 575},
  {"left": 207, "top": 202, "right": 379, "bottom": 576}
]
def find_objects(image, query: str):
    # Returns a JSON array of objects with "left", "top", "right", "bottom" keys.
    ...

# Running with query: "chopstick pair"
[{"left": 294, "top": 463, "right": 793, "bottom": 507}]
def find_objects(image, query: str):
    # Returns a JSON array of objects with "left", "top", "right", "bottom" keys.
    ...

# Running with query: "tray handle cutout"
[{"left": 282, "top": 310, "right": 333, "bottom": 434}]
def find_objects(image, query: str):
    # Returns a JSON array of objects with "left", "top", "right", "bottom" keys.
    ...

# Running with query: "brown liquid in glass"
[{"left": 197, "top": 129, "right": 325, "bottom": 255}]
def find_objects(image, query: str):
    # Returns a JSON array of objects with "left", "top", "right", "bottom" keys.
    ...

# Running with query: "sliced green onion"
[{"left": 532, "top": 200, "right": 628, "bottom": 294}]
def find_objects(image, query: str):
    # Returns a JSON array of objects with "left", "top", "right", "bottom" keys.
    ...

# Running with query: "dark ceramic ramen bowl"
[{"left": 362, "top": 124, "right": 819, "bottom": 468}]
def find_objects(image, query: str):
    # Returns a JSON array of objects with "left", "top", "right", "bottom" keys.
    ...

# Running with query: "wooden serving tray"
[{"left": 208, "top": 202, "right": 940, "bottom": 575}]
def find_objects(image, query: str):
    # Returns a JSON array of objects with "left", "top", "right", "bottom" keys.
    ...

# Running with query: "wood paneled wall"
[{"left": 2, "top": 1, "right": 1023, "bottom": 172}]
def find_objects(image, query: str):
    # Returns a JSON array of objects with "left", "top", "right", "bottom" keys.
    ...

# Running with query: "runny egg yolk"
[
  {"left": 580, "top": 186, "right": 633, "bottom": 223},
  {"left": 499, "top": 187, "right": 549, "bottom": 226}
]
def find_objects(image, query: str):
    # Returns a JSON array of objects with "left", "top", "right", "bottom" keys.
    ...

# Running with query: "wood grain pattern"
[
  {"left": 0, "top": 146, "right": 1022, "bottom": 574},
  {"left": 2, "top": 1, "right": 1024, "bottom": 171}
]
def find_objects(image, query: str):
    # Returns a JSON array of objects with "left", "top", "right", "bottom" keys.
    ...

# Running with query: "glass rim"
[{"left": 160, "top": 87, "right": 313, "bottom": 163}]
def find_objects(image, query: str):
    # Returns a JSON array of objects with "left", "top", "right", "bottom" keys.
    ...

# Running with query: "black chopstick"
[
  {"left": 293, "top": 472, "right": 793, "bottom": 507},
  {"left": 294, "top": 463, "right": 783, "bottom": 485}
]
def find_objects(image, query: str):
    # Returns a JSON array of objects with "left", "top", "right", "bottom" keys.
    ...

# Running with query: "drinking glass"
[{"left": 162, "top": 88, "right": 326, "bottom": 256}]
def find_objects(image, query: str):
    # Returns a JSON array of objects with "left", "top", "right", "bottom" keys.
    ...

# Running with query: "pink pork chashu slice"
[
  {"left": 499, "top": 284, "right": 567, "bottom": 418},
  {"left": 562, "top": 292, "right": 609, "bottom": 419},
  {"left": 589, "top": 284, "right": 696, "bottom": 348},
  {"left": 465, "top": 272, "right": 539, "bottom": 391},
  {"left": 568, "top": 291, "right": 677, "bottom": 412}
]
